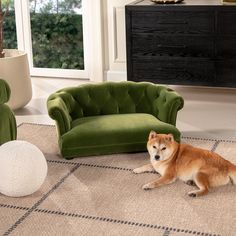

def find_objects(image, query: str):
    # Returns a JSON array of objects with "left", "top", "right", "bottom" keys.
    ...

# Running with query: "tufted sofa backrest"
[{"left": 52, "top": 81, "right": 183, "bottom": 125}]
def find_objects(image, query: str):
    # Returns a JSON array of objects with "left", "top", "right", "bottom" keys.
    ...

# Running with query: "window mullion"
[
  {"left": 14, "top": 1, "right": 24, "bottom": 51},
  {"left": 20, "top": 0, "right": 34, "bottom": 69}
]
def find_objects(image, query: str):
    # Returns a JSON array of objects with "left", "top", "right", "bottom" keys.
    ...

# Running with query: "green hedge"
[
  {"left": 4, "top": 12, "right": 84, "bottom": 70},
  {"left": 4, "top": 12, "right": 17, "bottom": 49}
]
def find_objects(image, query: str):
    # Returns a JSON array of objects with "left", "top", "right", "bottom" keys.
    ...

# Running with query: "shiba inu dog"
[{"left": 133, "top": 131, "right": 236, "bottom": 197}]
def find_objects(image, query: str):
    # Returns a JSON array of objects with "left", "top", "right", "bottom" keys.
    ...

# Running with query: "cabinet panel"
[
  {"left": 126, "top": 1, "right": 236, "bottom": 88},
  {"left": 218, "top": 12, "right": 236, "bottom": 34},
  {"left": 132, "top": 34, "right": 214, "bottom": 58},
  {"left": 132, "top": 59, "right": 215, "bottom": 86},
  {"left": 216, "top": 36, "right": 236, "bottom": 59},
  {"left": 131, "top": 11, "right": 215, "bottom": 34},
  {"left": 215, "top": 60, "right": 236, "bottom": 87}
]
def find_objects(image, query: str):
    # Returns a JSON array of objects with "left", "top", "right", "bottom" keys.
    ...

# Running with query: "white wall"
[{"left": 102, "top": 0, "right": 133, "bottom": 81}]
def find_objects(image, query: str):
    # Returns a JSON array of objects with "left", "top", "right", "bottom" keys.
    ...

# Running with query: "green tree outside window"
[{"left": 4, "top": 0, "right": 84, "bottom": 70}]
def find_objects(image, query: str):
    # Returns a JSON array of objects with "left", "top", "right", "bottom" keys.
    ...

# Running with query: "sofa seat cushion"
[{"left": 60, "top": 113, "right": 180, "bottom": 158}]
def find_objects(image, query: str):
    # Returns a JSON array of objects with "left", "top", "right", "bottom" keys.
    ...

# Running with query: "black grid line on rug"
[
  {"left": 3, "top": 163, "right": 81, "bottom": 236},
  {"left": 0, "top": 204, "right": 30, "bottom": 211},
  {"left": 182, "top": 136, "right": 236, "bottom": 144},
  {"left": 47, "top": 160, "right": 159, "bottom": 175},
  {"left": 211, "top": 141, "right": 221, "bottom": 152},
  {"left": 17, "top": 122, "right": 55, "bottom": 128},
  {"left": 0, "top": 202, "right": 221, "bottom": 236},
  {"left": 33, "top": 208, "right": 219, "bottom": 236}
]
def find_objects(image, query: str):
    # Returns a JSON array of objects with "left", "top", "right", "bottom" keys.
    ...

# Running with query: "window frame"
[{"left": 14, "top": 0, "right": 103, "bottom": 80}]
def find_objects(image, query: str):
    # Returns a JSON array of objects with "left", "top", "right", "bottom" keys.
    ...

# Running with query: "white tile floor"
[
  {"left": 15, "top": 77, "right": 236, "bottom": 141},
  {"left": 171, "top": 85, "right": 236, "bottom": 140}
]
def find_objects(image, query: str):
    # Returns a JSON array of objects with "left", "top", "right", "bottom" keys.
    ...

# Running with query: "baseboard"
[{"left": 104, "top": 70, "right": 127, "bottom": 82}]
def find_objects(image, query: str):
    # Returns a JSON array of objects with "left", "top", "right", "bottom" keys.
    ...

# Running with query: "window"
[
  {"left": 29, "top": 0, "right": 84, "bottom": 70},
  {"left": 15, "top": 0, "right": 90, "bottom": 79},
  {"left": 4, "top": 0, "right": 103, "bottom": 81}
]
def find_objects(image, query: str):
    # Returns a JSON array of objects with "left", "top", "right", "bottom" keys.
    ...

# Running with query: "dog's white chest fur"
[{"left": 151, "top": 160, "right": 167, "bottom": 176}]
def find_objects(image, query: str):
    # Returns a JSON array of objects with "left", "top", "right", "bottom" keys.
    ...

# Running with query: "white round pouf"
[{"left": 0, "top": 140, "right": 48, "bottom": 197}]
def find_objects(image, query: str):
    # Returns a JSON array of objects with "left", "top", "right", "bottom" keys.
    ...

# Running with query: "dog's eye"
[
  {"left": 153, "top": 146, "right": 157, "bottom": 149},
  {"left": 161, "top": 147, "right": 166, "bottom": 151}
]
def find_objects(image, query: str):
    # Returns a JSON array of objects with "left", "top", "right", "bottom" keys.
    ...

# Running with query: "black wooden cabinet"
[{"left": 125, "top": 0, "right": 236, "bottom": 88}]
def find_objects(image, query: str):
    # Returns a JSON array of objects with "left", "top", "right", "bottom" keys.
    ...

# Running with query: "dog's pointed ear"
[
  {"left": 167, "top": 133, "right": 174, "bottom": 142},
  {"left": 148, "top": 130, "right": 157, "bottom": 140}
]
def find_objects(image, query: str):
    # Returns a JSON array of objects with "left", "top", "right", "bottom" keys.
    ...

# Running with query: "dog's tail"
[{"left": 229, "top": 165, "right": 236, "bottom": 185}]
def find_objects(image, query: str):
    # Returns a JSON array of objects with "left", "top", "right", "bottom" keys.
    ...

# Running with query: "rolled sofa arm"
[
  {"left": 0, "top": 105, "right": 17, "bottom": 143},
  {"left": 0, "top": 79, "right": 11, "bottom": 104},
  {"left": 0, "top": 79, "right": 17, "bottom": 144},
  {"left": 47, "top": 92, "right": 74, "bottom": 136},
  {"left": 156, "top": 88, "right": 184, "bottom": 126}
]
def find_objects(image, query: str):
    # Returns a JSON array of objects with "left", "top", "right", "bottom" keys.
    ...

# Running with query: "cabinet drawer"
[
  {"left": 216, "top": 36, "right": 236, "bottom": 59},
  {"left": 218, "top": 12, "right": 236, "bottom": 34},
  {"left": 131, "top": 59, "right": 215, "bottom": 86},
  {"left": 215, "top": 60, "right": 236, "bottom": 87},
  {"left": 131, "top": 11, "right": 214, "bottom": 34},
  {"left": 132, "top": 34, "right": 214, "bottom": 58}
]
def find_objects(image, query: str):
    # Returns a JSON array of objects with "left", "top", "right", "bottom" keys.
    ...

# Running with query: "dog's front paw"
[
  {"left": 142, "top": 183, "right": 155, "bottom": 190},
  {"left": 133, "top": 168, "right": 143, "bottom": 174}
]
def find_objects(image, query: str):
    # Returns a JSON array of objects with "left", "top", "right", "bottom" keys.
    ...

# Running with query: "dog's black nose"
[{"left": 155, "top": 155, "right": 160, "bottom": 160}]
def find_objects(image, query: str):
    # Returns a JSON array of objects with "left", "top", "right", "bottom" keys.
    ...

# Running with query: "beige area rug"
[{"left": 1, "top": 123, "right": 236, "bottom": 236}]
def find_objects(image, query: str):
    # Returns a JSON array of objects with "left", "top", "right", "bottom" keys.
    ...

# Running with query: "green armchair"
[
  {"left": 0, "top": 79, "right": 17, "bottom": 145},
  {"left": 47, "top": 81, "right": 184, "bottom": 159}
]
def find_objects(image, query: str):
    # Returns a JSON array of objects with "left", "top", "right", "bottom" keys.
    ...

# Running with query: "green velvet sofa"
[
  {"left": 0, "top": 79, "right": 17, "bottom": 145},
  {"left": 47, "top": 82, "right": 184, "bottom": 159}
]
